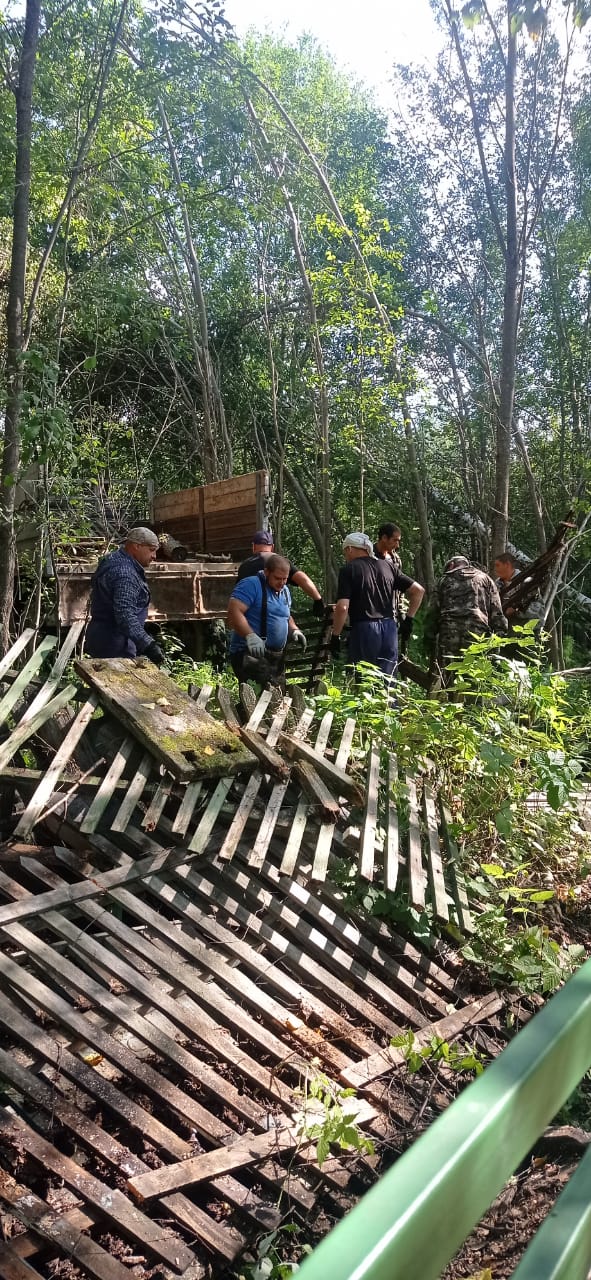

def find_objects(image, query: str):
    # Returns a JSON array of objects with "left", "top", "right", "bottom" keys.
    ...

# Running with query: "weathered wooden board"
[{"left": 75, "top": 657, "right": 255, "bottom": 780}]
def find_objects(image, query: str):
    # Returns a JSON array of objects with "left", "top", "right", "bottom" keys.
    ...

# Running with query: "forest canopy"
[{"left": 0, "top": 0, "right": 590, "bottom": 657}]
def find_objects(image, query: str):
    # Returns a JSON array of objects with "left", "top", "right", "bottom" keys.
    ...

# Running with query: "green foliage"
[
  {"left": 391, "top": 1029, "right": 484, "bottom": 1077},
  {"left": 294, "top": 1073, "right": 375, "bottom": 1168},
  {"left": 237, "top": 1224, "right": 312, "bottom": 1280}
]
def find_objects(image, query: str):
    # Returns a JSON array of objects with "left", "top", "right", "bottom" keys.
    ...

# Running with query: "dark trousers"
[
  {"left": 348, "top": 618, "right": 398, "bottom": 676},
  {"left": 230, "top": 647, "right": 286, "bottom": 689}
]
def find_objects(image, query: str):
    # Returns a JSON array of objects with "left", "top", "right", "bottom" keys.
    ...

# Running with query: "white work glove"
[
  {"left": 290, "top": 629, "right": 307, "bottom": 652},
  {"left": 245, "top": 632, "right": 266, "bottom": 660}
]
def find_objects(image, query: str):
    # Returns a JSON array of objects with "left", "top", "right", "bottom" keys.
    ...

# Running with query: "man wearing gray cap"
[
  {"left": 85, "top": 528, "right": 165, "bottom": 664},
  {"left": 330, "top": 532, "right": 424, "bottom": 676}
]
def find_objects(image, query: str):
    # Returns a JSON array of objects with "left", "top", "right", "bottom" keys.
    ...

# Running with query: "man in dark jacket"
[{"left": 85, "top": 527, "right": 164, "bottom": 664}]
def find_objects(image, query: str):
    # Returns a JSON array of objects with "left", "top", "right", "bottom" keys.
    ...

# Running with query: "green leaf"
[{"left": 83, "top": 355, "right": 97, "bottom": 370}]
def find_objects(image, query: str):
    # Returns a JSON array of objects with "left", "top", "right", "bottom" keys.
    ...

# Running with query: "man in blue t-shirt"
[{"left": 227, "top": 554, "right": 307, "bottom": 687}]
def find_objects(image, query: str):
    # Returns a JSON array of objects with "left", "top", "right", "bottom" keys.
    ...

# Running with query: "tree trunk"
[
  {"left": 0, "top": 0, "right": 41, "bottom": 654},
  {"left": 491, "top": 16, "right": 519, "bottom": 562}
]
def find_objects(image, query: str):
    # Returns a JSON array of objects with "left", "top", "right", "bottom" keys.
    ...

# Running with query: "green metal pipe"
[{"left": 297, "top": 959, "right": 591, "bottom": 1280}]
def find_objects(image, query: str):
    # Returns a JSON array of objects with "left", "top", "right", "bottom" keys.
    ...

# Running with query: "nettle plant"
[{"left": 317, "top": 633, "right": 590, "bottom": 991}]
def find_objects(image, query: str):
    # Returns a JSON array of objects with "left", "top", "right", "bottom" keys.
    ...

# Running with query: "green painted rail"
[{"left": 297, "top": 958, "right": 591, "bottom": 1280}]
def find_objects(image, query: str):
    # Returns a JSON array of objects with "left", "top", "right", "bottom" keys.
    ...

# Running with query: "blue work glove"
[
  {"left": 246, "top": 632, "right": 266, "bottom": 660},
  {"left": 290, "top": 629, "right": 307, "bottom": 652}
]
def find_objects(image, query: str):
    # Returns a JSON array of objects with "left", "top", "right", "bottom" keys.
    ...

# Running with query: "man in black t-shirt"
[
  {"left": 374, "top": 521, "right": 404, "bottom": 623},
  {"left": 237, "top": 531, "right": 325, "bottom": 616},
  {"left": 330, "top": 532, "right": 424, "bottom": 676}
]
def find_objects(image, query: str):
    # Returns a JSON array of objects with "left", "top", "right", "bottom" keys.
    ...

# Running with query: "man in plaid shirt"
[{"left": 85, "top": 528, "right": 165, "bottom": 664}]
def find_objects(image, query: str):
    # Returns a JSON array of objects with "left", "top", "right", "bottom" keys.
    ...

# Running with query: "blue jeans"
[{"left": 348, "top": 618, "right": 398, "bottom": 676}]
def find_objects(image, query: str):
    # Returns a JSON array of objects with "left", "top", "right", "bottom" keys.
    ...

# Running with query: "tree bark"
[
  {"left": 0, "top": 0, "right": 41, "bottom": 654},
  {"left": 492, "top": 15, "right": 519, "bottom": 561}
]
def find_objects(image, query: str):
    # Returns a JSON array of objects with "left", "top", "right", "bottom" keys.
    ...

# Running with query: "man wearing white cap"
[
  {"left": 85, "top": 527, "right": 165, "bottom": 664},
  {"left": 330, "top": 532, "right": 424, "bottom": 676}
]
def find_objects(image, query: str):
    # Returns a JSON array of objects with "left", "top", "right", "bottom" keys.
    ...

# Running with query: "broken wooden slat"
[
  {"left": 20, "top": 620, "right": 86, "bottom": 724},
  {"left": 195, "top": 683, "right": 213, "bottom": 709},
  {"left": 280, "top": 711, "right": 333, "bottom": 876},
  {"left": 294, "top": 759, "right": 340, "bottom": 819},
  {"left": 187, "top": 777, "right": 234, "bottom": 853},
  {"left": 80, "top": 737, "right": 135, "bottom": 832},
  {"left": 359, "top": 744, "right": 381, "bottom": 882},
  {"left": 110, "top": 751, "right": 153, "bottom": 833},
  {"left": 343, "top": 992, "right": 503, "bottom": 1087},
  {"left": 14, "top": 696, "right": 99, "bottom": 839},
  {"left": 0, "top": 637, "right": 58, "bottom": 727},
  {"left": 278, "top": 731, "right": 363, "bottom": 802},
  {"left": 216, "top": 685, "right": 241, "bottom": 726},
  {"left": 423, "top": 783, "right": 450, "bottom": 923},
  {"left": 129, "top": 1124, "right": 300, "bottom": 1201},
  {"left": 0, "top": 841, "right": 207, "bottom": 927},
  {"left": 141, "top": 775, "right": 173, "bottom": 831},
  {"left": 75, "top": 658, "right": 255, "bottom": 781},
  {"left": 0, "top": 685, "right": 78, "bottom": 772},
  {"left": 385, "top": 753, "right": 400, "bottom": 892},
  {"left": 0, "top": 629, "right": 35, "bottom": 685},
  {"left": 405, "top": 773, "right": 426, "bottom": 909},
  {"left": 171, "top": 780, "right": 203, "bottom": 835},
  {"left": 0, "top": 1167, "right": 130, "bottom": 1280},
  {"left": 237, "top": 725, "right": 291, "bottom": 780},
  {"left": 0, "top": 1243, "right": 45, "bottom": 1278},
  {"left": 439, "top": 799, "right": 474, "bottom": 935},
  {"left": 0, "top": 1113, "right": 194, "bottom": 1273},
  {"left": 311, "top": 716, "right": 356, "bottom": 882}
]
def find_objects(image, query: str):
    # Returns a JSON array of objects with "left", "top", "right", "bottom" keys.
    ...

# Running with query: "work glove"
[
  {"left": 144, "top": 640, "right": 165, "bottom": 667},
  {"left": 329, "top": 633, "right": 341, "bottom": 657},
  {"left": 246, "top": 632, "right": 266, "bottom": 660},
  {"left": 312, "top": 597, "right": 325, "bottom": 618},
  {"left": 398, "top": 616, "right": 413, "bottom": 648},
  {"left": 290, "top": 629, "right": 307, "bottom": 652}
]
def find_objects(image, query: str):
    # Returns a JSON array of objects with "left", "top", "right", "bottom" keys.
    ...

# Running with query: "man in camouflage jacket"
[{"left": 429, "top": 555, "right": 507, "bottom": 683}]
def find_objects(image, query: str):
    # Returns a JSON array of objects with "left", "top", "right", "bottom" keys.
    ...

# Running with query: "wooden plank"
[
  {"left": 81, "top": 737, "right": 135, "bottom": 832},
  {"left": 0, "top": 1167, "right": 131, "bottom": 1280},
  {"left": 110, "top": 752, "right": 153, "bottom": 833},
  {"left": 280, "top": 712, "right": 333, "bottom": 876},
  {"left": 171, "top": 780, "right": 203, "bottom": 835},
  {"left": 0, "top": 1113, "right": 194, "bottom": 1273},
  {"left": 293, "top": 760, "right": 340, "bottom": 819},
  {"left": 440, "top": 799, "right": 474, "bottom": 935},
  {"left": 75, "top": 658, "right": 255, "bottom": 781},
  {"left": 195, "top": 683, "right": 213, "bottom": 709},
  {"left": 14, "top": 696, "right": 99, "bottom": 838},
  {"left": 238, "top": 725, "right": 291, "bottom": 780},
  {"left": 342, "top": 993, "right": 503, "bottom": 1087},
  {"left": 384, "top": 753, "right": 400, "bottom": 892},
  {"left": 216, "top": 686, "right": 240, "bottom": 726},
  {"left": 20, "top": 621, "right": 86, "bottom": 724},
  {"left": 423, "top": 784, "right": 450, "bottom": 923},
  {"left": 0, "top": 1245, "right": 44, "bottom": 1278},
  {"left": 278, "top": 732, "right": 363, "bottom": 802},
  {"left": 311, "top": 716, "right": 356, "bottom": 882},
  {"left": 406, "top": 773, "right": 426, "bottom": 909},
  {"left": 0, "top": 629, "right": 35, "bottom": 684},
  {"left": 187, "top": 777, "right": 233, "bottom": 852},
  {"left": 0, "top": 840, "right": 210, "bottom": 926},
  {"left": 359, "top": 744, "right": 381, "bottom": 882},
  {"left": 0, "top": 637, "right": 57, "bottom": 727},
  {"left": 129, "top": 1125, "right": 299, "bottom": 1201},
  {"left": 141, "top": 775, "right": 173, "bottom": 830},
  {"left": 0, "top": 685, "right": 78, "bottom": 772}
]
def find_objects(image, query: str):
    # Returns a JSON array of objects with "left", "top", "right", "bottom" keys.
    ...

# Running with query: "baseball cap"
[
  {"left": 343, "top": 531, "right": 374, "bottom": 554},
  {"left": 126, "top": 527, "right": 159, "bottom": 547},
  {"left": 252, "top": 530, "right": 274, "bottom": 546}
]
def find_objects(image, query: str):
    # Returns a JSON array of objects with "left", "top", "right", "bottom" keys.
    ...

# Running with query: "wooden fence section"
[
  {"left": 0, "top": 629, "right": 476, "bottom": 935},
  {"left": 152, "top": 469, "right": 269, "bottom": 558}
]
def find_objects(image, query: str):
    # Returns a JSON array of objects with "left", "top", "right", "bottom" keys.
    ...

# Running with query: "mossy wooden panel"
[{"left": 75, "top": 659, "right": 256, "bottom": 781}]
